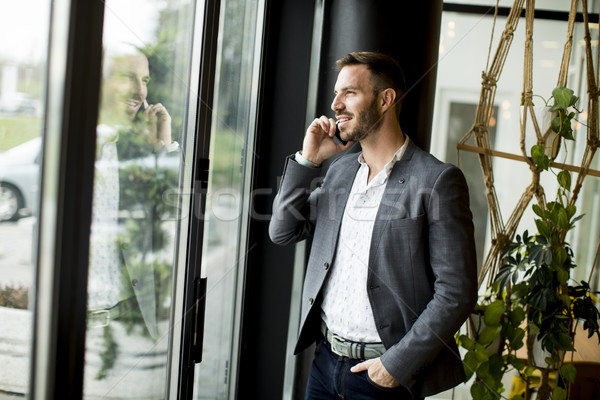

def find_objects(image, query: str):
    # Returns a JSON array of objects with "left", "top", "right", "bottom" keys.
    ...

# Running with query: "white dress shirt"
[
  {"left": 87, "top": 134, "right": 124, "bottom": 310},
  {"left": 320, "top": 137, "right": 409, "bottom": 343}
]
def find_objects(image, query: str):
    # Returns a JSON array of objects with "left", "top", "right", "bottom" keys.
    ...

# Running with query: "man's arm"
[
  {"left": 268, "top": 155, "right": 322, "bottom": 245},
  {"left": 270, "top": 116, "right": 352, "bottom": 245}
]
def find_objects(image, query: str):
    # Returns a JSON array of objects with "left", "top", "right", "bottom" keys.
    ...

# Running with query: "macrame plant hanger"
[{"left": 457, "top": 0, "right": 600, "bottom": 289}]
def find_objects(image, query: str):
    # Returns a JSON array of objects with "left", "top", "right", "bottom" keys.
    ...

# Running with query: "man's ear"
[{"left": 379, "top": 88, "right": 396, "bottom": 113}]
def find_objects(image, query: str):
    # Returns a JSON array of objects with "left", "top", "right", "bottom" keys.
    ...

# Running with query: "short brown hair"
[{"left": 336, "top": 51, "right": 406, "bottom": 118}]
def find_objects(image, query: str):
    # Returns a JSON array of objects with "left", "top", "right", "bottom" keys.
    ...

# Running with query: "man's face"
[
  {"left": 331, "top": 64, "right": 382, "bottom": 142},
  {"left": 117, "top": 54, "right": 150, "bottom": 119}
]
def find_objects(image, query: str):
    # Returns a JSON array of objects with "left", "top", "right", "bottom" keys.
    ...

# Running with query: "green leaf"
[
  {"left": 554, "top": 247, "right": 568, "bottom": 266},
  {"left": 558, "top": 170, "right": 571, "bottom": 191},
  {"left": 566, "top": 204, "right": 577, "bottom": 218},
  {"left": 463, "top": 350, "right": 478, "bottom": 381},
  {"left": 535, "top": 219, "right": 550, "bottom": 238},
  {"left": 557, "top": 332, "right": 575, "bottom": 350},
  {"left": 488, "top": 353, "right": 503, "bottom": 375},
  {"left": 524, "top": 366, "right": 537, "bottom": 376},
  {"left": 484, "top": 300, "right": 506, "bottom": 326},
  {"left": 531, "top": 145, "right": 550, "bottom": 170},
  {"left": 553, "top": 386, "right": 567, "bottom": 400},
  {"left": 470, "top": 381, "right": 486, "bottom": 400},
  {"left": 551, "top": 115, "right": 563, "bottom": 134},
  {"left": 510, "top": 307, "right": 526, "bottom": 326},
  {"left": 532, "top": 203, "right": 544, "bottom": 217},
  {"left": 459, "top": 334, "right": 475, "bottom": 350},
  {"left": 474, "top": 343, "right": 490, "bottom": 362},
  {"left": 509, "top": 327, "right": 526, "bottom": 350},
  {"left": 544, "top": 248, "right": 553, "bottom": 266},
  {"left": 553, "top": 86, "right": 575, "bottom": 110},
  {"left": 560, "top": 363, "right": 577, "bottom": 384},
  {"left": 562, "top": 125, "right": 575, "bottom": 140},
  {"left": 557, "top": 268, "right": 569, "bottom": 285},
  {"left": 510, "top": 357, "right": 525, "bottom": 370},
  {"left": 476, "top": 360, "right": 490, "bottom": 377},
  {"left": 529, "top": 323, "right": 540, "bottom": 337},
  {"left": 479, "top": 325, "right": 502, "bottom": 346},
  {"left": 558, "top": 207, "right": 570, "bottom": 230},
  {"left": 511, "top": 283, "right": 529, "bottom": 300}
]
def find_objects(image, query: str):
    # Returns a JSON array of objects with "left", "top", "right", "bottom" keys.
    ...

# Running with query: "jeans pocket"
[{"left": 365, "top": 372, "right": 400, "bottom": 393}]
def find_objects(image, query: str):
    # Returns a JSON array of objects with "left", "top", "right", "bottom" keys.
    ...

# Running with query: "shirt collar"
[
  {"left": 356, "top": 135, "right": 409, "bottom": 187},
  {"left": 357, "top": 134, "right": 409, "bottom": 169}
]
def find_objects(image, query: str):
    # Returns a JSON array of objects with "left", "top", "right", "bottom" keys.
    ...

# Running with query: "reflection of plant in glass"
[{"left": 0, "top": 284, "right": 29, "bottom": 309}]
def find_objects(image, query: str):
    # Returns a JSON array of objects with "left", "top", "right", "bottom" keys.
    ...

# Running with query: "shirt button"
[
  {"left": 324, "top": 262, "right": 329, "bottom": 270},
  {"left": 309, "top": 298, "right": 314, "bottom": 305}
]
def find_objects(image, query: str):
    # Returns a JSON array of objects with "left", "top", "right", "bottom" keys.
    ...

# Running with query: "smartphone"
[
  {"left": 135, "top": 99, "right": 149, "bottom": 119},
  {"left": 334, "top": 120, "right": 348, "bottom": 145}
]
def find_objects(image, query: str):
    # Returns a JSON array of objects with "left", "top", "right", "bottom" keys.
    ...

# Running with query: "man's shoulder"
[
  {"left": 405, "top": 141, "right": 464, "bottom": 179},
  {"left": 407, "top": 141, "right": 447, "bottom": 166}
]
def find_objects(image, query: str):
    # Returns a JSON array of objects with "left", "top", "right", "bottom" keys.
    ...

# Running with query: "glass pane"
[
  {"left": 83, "top": 0, "right": 197, "bottom": 397},
  {"left": 0, "top": 0, "right": 50, "bottom": 396},
  {"left": 193, "top": 0, "right": 262, "bottom": 398}
]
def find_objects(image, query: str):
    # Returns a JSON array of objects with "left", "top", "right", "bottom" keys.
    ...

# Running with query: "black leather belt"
[{"left": 321, "top": 321, "right": 386, "bottom": 360}]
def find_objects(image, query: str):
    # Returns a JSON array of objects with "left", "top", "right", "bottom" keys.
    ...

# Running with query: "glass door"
[
  {"left": 82, "top": 0, "right": 201, "bottom": 398},
  {"left": 1, "top": 0, "right": 264, "bottom": 397},
  {"left": 192, "top": 0, "right": 264, "bottom": 398}
]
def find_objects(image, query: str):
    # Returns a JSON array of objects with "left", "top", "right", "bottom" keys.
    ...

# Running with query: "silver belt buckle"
[
  {"left": 330, "top": 334, "right": 347, "bottom": 357},
  {"left": 89, "top": 309, "right": 110, "bottom": 328}
]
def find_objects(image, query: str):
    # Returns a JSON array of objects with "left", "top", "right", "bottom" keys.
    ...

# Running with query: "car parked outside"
[
  {"left": 0, "top": 137, "right": 42, "bottom": 221},
  {"left": 0, "top": 135, "right": 181, "bottom": 222}
]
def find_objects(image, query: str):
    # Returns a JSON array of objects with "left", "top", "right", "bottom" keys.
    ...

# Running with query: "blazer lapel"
[
  {"left": 370, "top": 141, "right": 418, "bottom": 256},
  {"left": 329, "top": 156, "right": 361, "bottom": 252}
]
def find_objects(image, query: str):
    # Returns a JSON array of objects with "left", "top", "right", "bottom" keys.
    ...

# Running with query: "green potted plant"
[{"left": 458, "top": 86, "right": 600, "bottom": 400}]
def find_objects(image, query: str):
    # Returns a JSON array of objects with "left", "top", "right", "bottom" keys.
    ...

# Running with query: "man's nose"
[
  {"left": 131, "top": 78, "right": 145, "bottom": 98},
  {"left": 331, "top": 94, "right": 343, "bottom": 112}
]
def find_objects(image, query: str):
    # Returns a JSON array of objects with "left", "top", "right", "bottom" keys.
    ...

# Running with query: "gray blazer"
[{"left": 269, "top": 140, "right": 478, "bottom": 398}]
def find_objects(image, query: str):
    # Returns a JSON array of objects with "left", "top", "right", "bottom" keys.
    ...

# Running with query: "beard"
[{"left": 341, "top": 97, "right": 383, "bottom": 142}]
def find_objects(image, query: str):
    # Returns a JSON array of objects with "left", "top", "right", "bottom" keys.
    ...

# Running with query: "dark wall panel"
[
  {"left": 316, "top": 0, "right": 443, "bottom": 150},
  {"left": 237, "top": 0, "right": 316, "bottom": 398}
]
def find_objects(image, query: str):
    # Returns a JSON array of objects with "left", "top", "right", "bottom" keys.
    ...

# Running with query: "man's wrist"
[{"left": 295, "top": 151, "right": 321, "bottom": 168}]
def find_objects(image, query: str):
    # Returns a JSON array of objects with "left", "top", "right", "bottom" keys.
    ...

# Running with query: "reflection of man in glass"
[
  {"left": 87, "top": 51, "right": 178, "bottom": 349},
  {"left": 120, "top": 53, "right": 175, "bottom": 152}
]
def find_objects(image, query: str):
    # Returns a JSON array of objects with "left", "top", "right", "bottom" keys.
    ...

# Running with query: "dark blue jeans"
[{"left": 304, "top": 339, "right": 421, "bottom": 400}]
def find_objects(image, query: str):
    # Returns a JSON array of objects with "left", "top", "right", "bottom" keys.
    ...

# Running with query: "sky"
[{"left": 0, "top": 0, "right": 162, "bottom": 63}]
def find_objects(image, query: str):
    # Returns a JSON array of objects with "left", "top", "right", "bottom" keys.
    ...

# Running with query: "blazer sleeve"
[
  {"left": 269, "top": 155, "right": 323, "bottom": 245},
  {"left": 380, "top": 164, "right": 478, "bottom": 390}
]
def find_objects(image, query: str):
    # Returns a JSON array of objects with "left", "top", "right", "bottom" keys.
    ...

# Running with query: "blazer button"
[
  {"left": 309, "top": 298, "right": 314, "bottom": 305},
  {"left": 324, "top": 262, "right": 329, "bottom": 270}
]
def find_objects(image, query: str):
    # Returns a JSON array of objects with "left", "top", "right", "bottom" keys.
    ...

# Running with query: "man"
[
  {"left": 87, "top": 51, "right": 178, "bottom": 339},
  {"left": 269, "top": 52, "right": 478, "bottom": 399}
]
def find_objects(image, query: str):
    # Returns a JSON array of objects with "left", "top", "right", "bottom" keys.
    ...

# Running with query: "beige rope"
[{"left": 460, "top": 0, "right": 599, "bottom": 288}]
